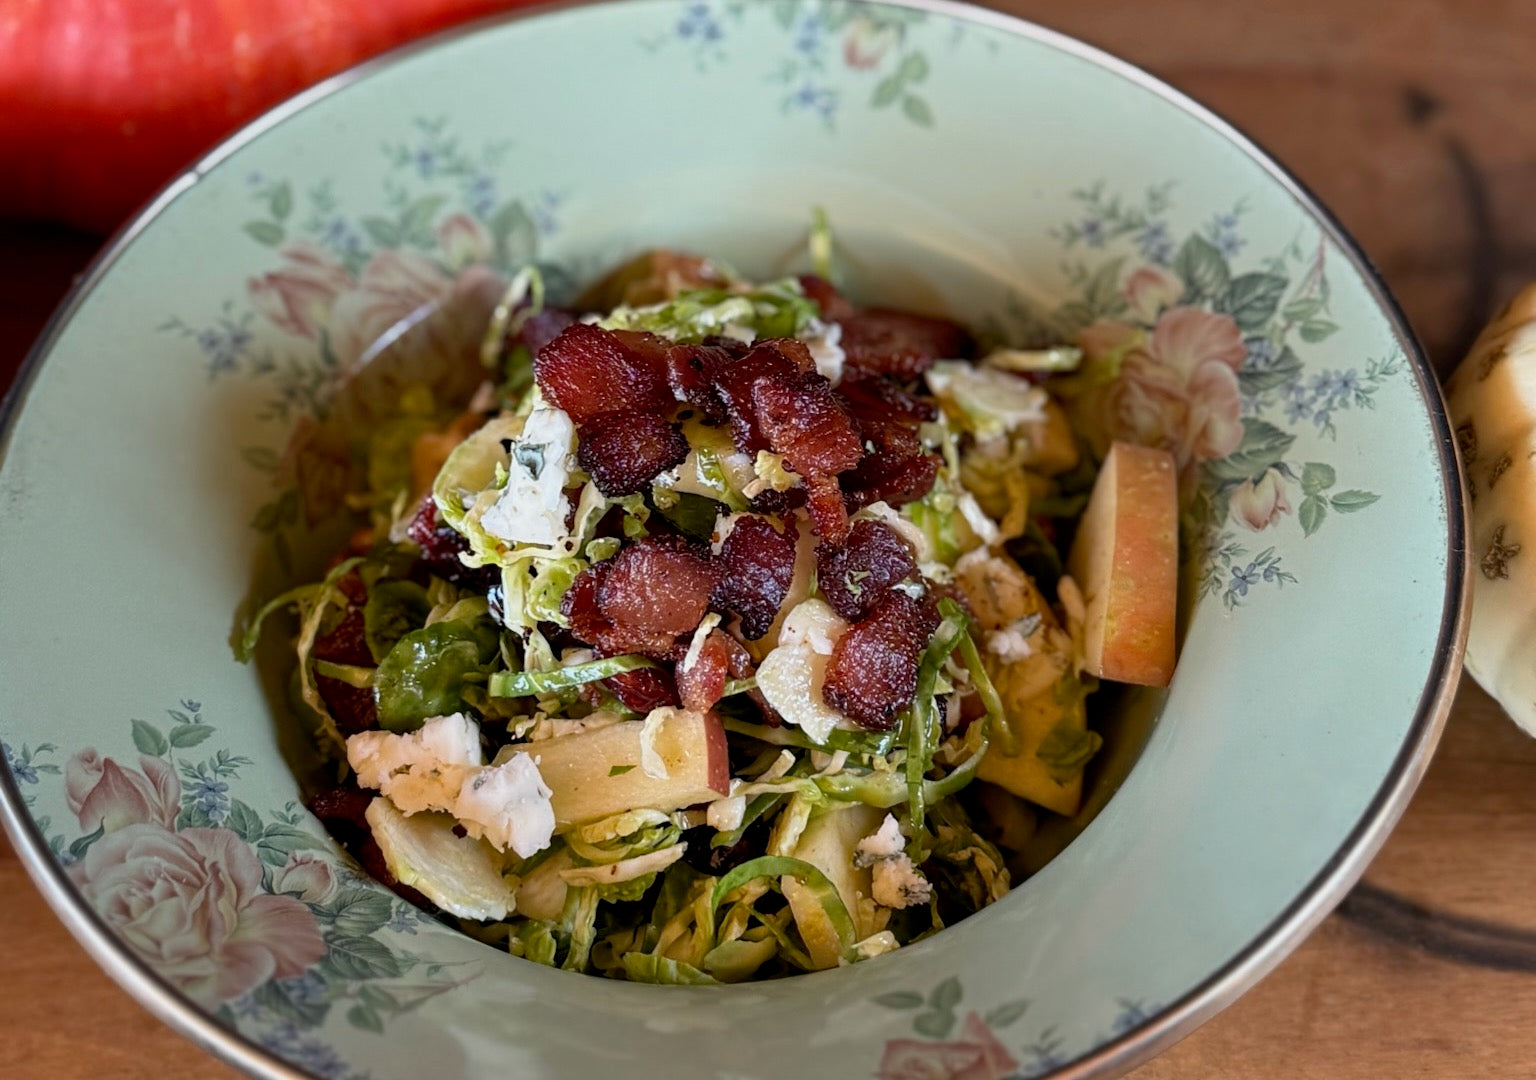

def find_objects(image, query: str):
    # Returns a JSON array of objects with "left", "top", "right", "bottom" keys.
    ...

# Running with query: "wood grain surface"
[{"left": 4, "top": 1, "right": 1536, "bottom": 1076}]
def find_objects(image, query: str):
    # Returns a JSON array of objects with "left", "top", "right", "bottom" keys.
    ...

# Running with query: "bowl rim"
[{"left": 0, "top": 1, "right": 1469, "bottom": 1077}]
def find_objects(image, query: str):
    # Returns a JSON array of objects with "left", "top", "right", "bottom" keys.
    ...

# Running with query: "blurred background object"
[{"left": 0, "top": 0, "right": 537, "bottom": 234}]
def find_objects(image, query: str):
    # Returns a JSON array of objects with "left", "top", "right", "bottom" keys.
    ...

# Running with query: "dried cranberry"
[
  {"left": 403, "top": 497, "right": 500, "bottom": 590},
  {"left": 604, "top": 665, "right": 680, "bottom": 712},
  {"left": 317, "top": 677, "right": 379, "bottom": 735}
]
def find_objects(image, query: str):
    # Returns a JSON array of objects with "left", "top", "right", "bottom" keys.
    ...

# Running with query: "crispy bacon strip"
[
  {"left": 712, "top": 515, "right": 799, "bottom": 640},
  {"left": 822, "top": 591, "right": 940, "bottom": 730}
]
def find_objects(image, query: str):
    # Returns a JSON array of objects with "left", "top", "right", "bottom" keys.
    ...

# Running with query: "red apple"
[{"left": 1066, "top": 441, "right": 1178, "bottom": 686}]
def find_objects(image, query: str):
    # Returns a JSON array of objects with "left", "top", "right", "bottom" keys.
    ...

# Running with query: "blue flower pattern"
[
  {"left": 160, "top": 308, "right": 254, "bottom": 379},
  {"left": 1207, "top": 210, "right": 1245, "bottom": 258},
  {"left": 190, "top": 774, "right": 232, "bottom": 824},
  {"left": 787, "top": 82, "right": 839, "bottom": 122},
  {"left": 3, "top": 741, "right": 58, "bottom": 800},
  {"left": 3, "top": 741, "right": 37, "bottom": 785},
  {"left": 676, "top": 3, "right": 723, "bottom": 44},
  {"left": 260, "top": 1022, "right": 362, "bottom": 1080},
  {"left": 1136, "top": 221, "right": 1175, "bottom": 263}
]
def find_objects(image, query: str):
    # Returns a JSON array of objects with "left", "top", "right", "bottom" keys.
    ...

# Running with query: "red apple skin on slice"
[
  {"left": 1066, "top": 441, "right": 1178, "bottom": 686},
  {"left": 518, "top": 708, "right": 729, "bottom": 831}
]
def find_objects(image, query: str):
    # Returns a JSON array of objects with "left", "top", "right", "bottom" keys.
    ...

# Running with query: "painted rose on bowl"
[
  {"left": 1069, "top": 301, "right": 1247, "bottom": 484},
  {"left": 69, "top": 820, "right": 326, "bottom": 1007}
]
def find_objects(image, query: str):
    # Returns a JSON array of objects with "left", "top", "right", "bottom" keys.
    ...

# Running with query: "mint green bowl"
[{"left": 0, "top": 2, "right": 1466, "bottom": 1077}]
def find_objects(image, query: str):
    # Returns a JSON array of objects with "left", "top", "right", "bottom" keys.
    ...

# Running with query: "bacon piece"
[
  {"left": 753, "top": 372, "right": 863, "bottom": 477},
  {"left": 839, "top": 411, "right": 940, "bottom": 511},
  {"left": 560, "top": 561, "right": 612, "bottom": 648},
  {"left": 665, "top": 342, "right": 739, "bottom": 422},
  {"left": 822, "top": 591, "right": 940, "bottom": 730},
  {"left": 600, "top": 536, "right": 721, "bottom": 636},
  {"left": 534, "top": 323, "right": 672, "bottom": 423},
  {"left": 675, "top": 629, "right": 732, "bottom": 713},
  {"left": 815, "top": 519, "right": 918, "bottom": 621},
  {"left": 604, "top": 665, "right": 680, "bottom": 713},
  {"left": 576, "top": 409, "right": 690, "bottom": 497},
  {"left": 839, "top": 308, "right": 975, "bottom": 381},
  {"left": 841, "top": 452, "right": 939, "bottom": 511},
  {"left": 837, "top": 377, "right": 938, "bottom": 425},
  {"left": 798, "top": 274, "right": 856, "bottom": 320},
  {"left": 712, "top": 340, "right": 815, "bottom": 454},
  {"left": 715, "top": 629, "right": 779, "bottom": 722},
  {"left": 800, "top": 276, "right": 973, "bottom": 379},
  {"left": 560, "top": 566, "right": 672, "bottom": 657},
  {"left": 803, "top": 476, "right": 852, "bottom": 546},
  {"left": 752, "top": 372, "right": 863, "bottom": 543},
  {"left": 856, "top": 413, "right": 925, "bottom": 460},
  {"left": 564, "top": 536, "right": 724, "bottom": 657},
  {"left": 721, "top": 631, "right": 757, "bottom": 681},
  {"left": 835, "top": 379, "right": 941, "bottom": 510},
  {"left": 761, "top": 337, "right": 817, "bottom": 372},
  {"left": 713, "top": 515, "right": 798, "bottom": 640}
]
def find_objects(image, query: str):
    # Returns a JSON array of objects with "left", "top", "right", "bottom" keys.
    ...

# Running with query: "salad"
[{"left": 237, "top": 238, "right": 1179, "bottom": 984}]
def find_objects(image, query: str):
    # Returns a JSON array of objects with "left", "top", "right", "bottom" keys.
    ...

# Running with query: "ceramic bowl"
[{"left": 0, "top": 1, "right": 1466, "bottom": 1077}]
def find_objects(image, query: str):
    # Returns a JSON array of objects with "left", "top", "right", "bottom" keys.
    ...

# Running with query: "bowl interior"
[{"left": 0, "top": 2, "right": 1460, "bottom": 1078}]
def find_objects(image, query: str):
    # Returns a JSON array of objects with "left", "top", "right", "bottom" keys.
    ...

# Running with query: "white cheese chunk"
[
  {"left": 854, "top": 814, "right": 933, "bottom": 909},
  {"left": 347, "top": 713, "right": 555, "bottom": 858},
  {"left": 479, "top": 406, "right": 575, "bottom": 547},
  {"left": 986, "top": 613, "right": 1042, "bottom": 663},
  {"left": 804, "top": 317, "right": 845, "bottom": 385},
  {"left": 347, "top": 713, "right": 482, "bottom": 799},
  {"left": 755, "top": 599, "right": 851, "bottom": 746},
  {"left": 453, "top": 752, "right": 556, "bottom": 858},
  {"left": 706, "top": 793, "right": 747, "bottom": 833}
]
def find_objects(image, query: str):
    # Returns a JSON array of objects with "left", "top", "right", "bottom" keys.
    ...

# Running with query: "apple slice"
[
  {"left": 782, "top": 802, "right": 885, "bottom": 969},
  {"left": 509, "top": 708, "right": 729, "bottom": 830},
  {"left": 1066, "top": 441, "right": 1178, "bottom": 686},
  {"left": 976, "top": 674, "right": 1087, "bottom": 817}
]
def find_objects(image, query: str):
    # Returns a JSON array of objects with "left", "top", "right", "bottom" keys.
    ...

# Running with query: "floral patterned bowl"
[{"left": 0, "top": 1, "right": 1466, "bottom": 1078}]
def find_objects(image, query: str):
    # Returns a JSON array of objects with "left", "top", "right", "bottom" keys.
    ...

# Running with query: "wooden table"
[{"left": 4, "top": 1, "right": 1536, "bottom": 1075}]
